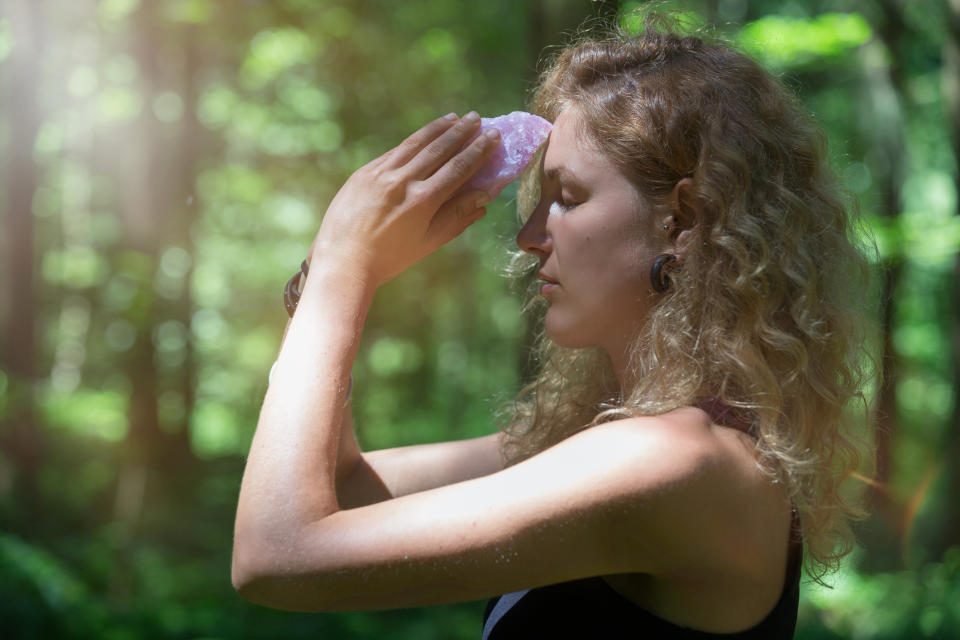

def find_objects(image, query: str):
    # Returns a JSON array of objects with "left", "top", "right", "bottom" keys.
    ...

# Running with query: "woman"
[{"left": 233, "top": 19, "right": 872, "bottom": 638}]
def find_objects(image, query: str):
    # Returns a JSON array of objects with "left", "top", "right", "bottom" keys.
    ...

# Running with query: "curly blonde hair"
[{"left": 501, "top": 17, "right": 876, "bottom": 582}]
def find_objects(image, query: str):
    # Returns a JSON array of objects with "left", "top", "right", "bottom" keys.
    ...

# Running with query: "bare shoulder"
[
  {"left": 585, "top": 407, "right": 792, "bottom": 581},
  {"left": 559, "top": 406, "right": 733, "bottom": 494}
]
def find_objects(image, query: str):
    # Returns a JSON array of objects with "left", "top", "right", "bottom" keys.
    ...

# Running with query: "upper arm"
[{"left": 234, "top": 416, "right": 728, "bottom": 612}]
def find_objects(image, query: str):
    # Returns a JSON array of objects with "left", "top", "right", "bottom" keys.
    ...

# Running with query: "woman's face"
[{"left": 517, "top": 108, "right": 669, "bottom": 364}]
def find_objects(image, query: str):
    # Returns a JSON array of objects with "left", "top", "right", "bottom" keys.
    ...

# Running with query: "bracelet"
[
  {"left": 277, "top": 258, "right": 353, "bottom": 406},
  {"left": 268, "top": 360, "right": 354, "bottom": 407},
  {"left": 283, "top": 259, "right": 310, "bottom": 317}
]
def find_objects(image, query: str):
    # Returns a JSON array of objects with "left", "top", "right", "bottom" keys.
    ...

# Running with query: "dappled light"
[{"left": 1, "top": 0, "right": 957, "bottom": 638}]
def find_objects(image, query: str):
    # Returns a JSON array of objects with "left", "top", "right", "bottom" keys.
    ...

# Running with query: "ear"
[{"left": 664, "top": 177, "right": 702, "bottom": 264}]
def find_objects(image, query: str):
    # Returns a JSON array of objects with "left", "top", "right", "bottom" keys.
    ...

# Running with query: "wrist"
[
  {"left": 300, "top": 257, "right": 378, "bottom": 304},
  {"left": 309, "top": 234, "right": 386, "bottom": 289},
  {"left": 285, "top": 251, "right": 377, "bottom": 319}
]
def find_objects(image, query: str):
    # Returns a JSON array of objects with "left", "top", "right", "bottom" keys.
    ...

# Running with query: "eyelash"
[{"left": 550, "top": 198, "right": 577, "bottom": 215}]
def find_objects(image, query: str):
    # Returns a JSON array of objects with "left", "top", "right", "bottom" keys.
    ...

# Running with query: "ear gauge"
[{"left": 650, "top": 253, "right": 677, "bottom": 293}]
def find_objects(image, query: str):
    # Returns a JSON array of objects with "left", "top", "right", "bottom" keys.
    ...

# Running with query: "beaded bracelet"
[{"left": 283, "top": 259, "right": 310, "bottom": 317}]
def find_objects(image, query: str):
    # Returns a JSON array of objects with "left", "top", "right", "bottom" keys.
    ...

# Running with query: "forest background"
[{"left": 1, "top": 0, "right": 958, "bottom": 638}]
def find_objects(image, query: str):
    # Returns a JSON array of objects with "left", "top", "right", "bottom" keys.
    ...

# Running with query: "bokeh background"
[{"left": 1, "top": 0, "right": 957, "bottom": 638}]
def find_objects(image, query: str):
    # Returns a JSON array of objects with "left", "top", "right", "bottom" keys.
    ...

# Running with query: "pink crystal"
[{"left": 461, "top": 111, "right": 552, "bottom": 198}]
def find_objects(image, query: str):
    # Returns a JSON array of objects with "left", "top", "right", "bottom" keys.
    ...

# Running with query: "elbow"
[
  {"left": 231, "top": 532, "right": 284, "bottom": 608},
  {"left": 231, "top": 541, "right": 269, "bottom": 604},
  {"left": 231, "top": 535, "right": 337, "bottom": 612},
  {"left": 231, "top": 547, "right": 255, "bottom": 596},
  {"left": 231, "top": 555, "right": 304, "bottom": 611}
]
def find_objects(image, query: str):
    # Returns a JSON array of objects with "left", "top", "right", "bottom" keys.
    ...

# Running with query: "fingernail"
[
  {"left": 484, "top": 128, "right": 500, "bottom": 141},
  {"left": 443, "top": 112, "right": 457, "bottom": 120},
  {"left": 475, "top": 192, "right": 492, "bottom": 207},
  {"left": 463, "top": 111, "right": 480, "bottom": 123}
]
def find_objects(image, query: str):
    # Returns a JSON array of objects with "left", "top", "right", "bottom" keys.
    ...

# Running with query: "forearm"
[
  {"left": 235, "top": 262, "right": 373, "bottom": 550},
  {"left": 273, "top": 287, "right": 502, "bottom": 511},
  {"left": 278, "top": 316, "right": 364, "bottom": 485}
]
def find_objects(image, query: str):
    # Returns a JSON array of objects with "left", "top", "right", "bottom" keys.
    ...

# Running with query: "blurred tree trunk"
[
  {"left": 120, "top": 0, "right": 165, "bottom": 467},
  {"left": 109, "top": 0, "right": 165, "bottom": 603},
  {"left": 164, "top": 22, "right": 201, "bottom": 466},
  {"left": 937, "top": 0, "right": 960, "bottom": 556},
  {"left": 114, "top": 1, "right": 201, "bottom": 468},
  {"left": 861, "top": 1, "right": 910, "bottom": 563},
  {"left": 1, "top": 0, "right": 44, "bottom": 517}
]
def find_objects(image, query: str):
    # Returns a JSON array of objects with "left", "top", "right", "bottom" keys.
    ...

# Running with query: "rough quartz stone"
[{"left": 461, "top": 111, "right": 552, "bottom": 198}]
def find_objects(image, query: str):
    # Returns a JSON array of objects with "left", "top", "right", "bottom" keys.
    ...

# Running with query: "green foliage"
[
  {"left": 619, "top": 1, "right": 707, "bottom": 34},
  {"left": 739, "top": 12, "right": 873, "bottom": 69},
  {"left": 801, "top": 547, "right": 960, "bottom": 638},
  {"left": 41, "top": 388, "right": 128, "bottom": 442},
  {"left": 161, "top": 0, "right": 214, "bottom": 25},
  {"left": 1, "top": 0, "right": 957, "bottom": 637},
  {"left": 0, "top": 533, "right": 109, "bottom": 637},
  {"left": 98, "top": 0, "right": 139, "bottom": 26},
  {"left": 0, "top": 18, "right": 12, "bottom": 63},
  {"left": 241, "top": 27, "right": 320, "bottom": 90}
]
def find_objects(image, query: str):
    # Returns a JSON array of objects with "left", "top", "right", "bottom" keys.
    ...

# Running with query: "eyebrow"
[{"left": 542, "top": 165, "right": 580, "bottom": 184}]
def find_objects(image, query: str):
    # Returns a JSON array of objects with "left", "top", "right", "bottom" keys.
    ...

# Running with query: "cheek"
[
  {"left": 572, "top": 245, "right": 646, "bottom": 309},
  {"left": 597, "top": 243, "right": 655, "bottom": 304}
]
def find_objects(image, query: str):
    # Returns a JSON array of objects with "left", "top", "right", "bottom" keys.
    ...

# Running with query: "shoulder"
[
  {"left": 554, "top": 406, "right": 725, "bottom": 494},
  {"left": 563, "top": 407, "right": 790, "bottom": 580}
]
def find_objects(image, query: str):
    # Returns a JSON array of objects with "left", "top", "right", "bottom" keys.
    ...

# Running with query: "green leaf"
[{"left": 738, "top": 13, "right": 872, "bottom": 69}]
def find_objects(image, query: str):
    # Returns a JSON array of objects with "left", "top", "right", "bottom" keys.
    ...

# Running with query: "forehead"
[{"left": 542, "top": 109, "right": 615, "bottom": 180}]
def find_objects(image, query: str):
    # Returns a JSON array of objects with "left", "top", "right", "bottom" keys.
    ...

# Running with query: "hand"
[{"left": 310, "top": 112, "right": 500, "bottom": 287}]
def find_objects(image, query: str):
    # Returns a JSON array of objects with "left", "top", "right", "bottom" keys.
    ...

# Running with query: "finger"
[
  {"left": 425, "top": 190, "right": 490, "bottom": 250},
  {"left": 425, "top": 127, "right": 500, "bottom": 201},
  {"left": 404, "top": 111, "right": 483, "bottom": 179},
  {"left": 378, "top": 113, "right": 459, "bottom": 169}
]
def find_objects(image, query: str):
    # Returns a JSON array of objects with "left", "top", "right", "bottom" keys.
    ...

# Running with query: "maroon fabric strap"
[{"left": 693, "top": 396, "right": 757, "bottom": 436}]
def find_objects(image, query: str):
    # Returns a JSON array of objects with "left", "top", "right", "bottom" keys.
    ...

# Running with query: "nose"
[{"left": 516, "top": 201, "right": 551, "bottom": 257}]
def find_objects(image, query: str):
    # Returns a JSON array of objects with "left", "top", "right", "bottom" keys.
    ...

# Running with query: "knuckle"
[
  {"left": 450, "top": 153, "right": 474, "bottom": 176},
  {"left": 424, "top": 141, "right": 447, "bottom": 161},
  {"left": 408, "top": 182, "right": 432, "bottom": 204},
  {"left": 398, "top": 136, "right": 420, "bottom": 156},
  {"left": 381, "top": 172, "right": 407, "bottom": 199},
  {"left": 401, "top": 131, "right": 423, "bottom": 147},
  {"left": 364, "top": 162, "right": 387, "bottom": 180}
]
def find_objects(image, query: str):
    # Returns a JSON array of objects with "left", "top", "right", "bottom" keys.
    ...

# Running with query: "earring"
[{"left": 650, "top": 253, "right": 677, "bottom": 293}]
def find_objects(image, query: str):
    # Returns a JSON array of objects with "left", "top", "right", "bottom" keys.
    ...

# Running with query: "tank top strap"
[{"left": 693, "top": 395, "right": 757, "bottom": 437}]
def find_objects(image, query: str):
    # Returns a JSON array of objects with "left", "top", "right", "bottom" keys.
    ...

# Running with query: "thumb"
[{"left": 426, "top": 190, "right": 491, "bottom": 248}]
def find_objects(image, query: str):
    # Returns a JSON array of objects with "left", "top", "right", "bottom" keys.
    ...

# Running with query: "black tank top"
[
  {"left": 481, "top": 532, "right": 801, "bottom": 639},
  {"left": 481, "top": 398, "right": 801, "bottom": 639}
]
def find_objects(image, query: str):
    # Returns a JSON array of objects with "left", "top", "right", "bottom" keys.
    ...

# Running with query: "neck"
[
  {"left": 608, "top": 346, "right": 633, "bottom": 398},
  {"left": 606, "top": 328, "right": 645, "bottom": 396}
]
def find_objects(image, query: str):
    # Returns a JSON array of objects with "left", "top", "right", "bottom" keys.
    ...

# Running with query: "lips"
[
  {"left": 537, "top": 271, "right": 559, "bottom": 285},
  {"left": 537, "top": 271, "right": 559, "bottom": 297}
]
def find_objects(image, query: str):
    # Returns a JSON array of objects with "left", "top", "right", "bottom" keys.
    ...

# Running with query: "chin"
[{"left": 543, "top": 314, "right": 595, "bottom": 349}]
